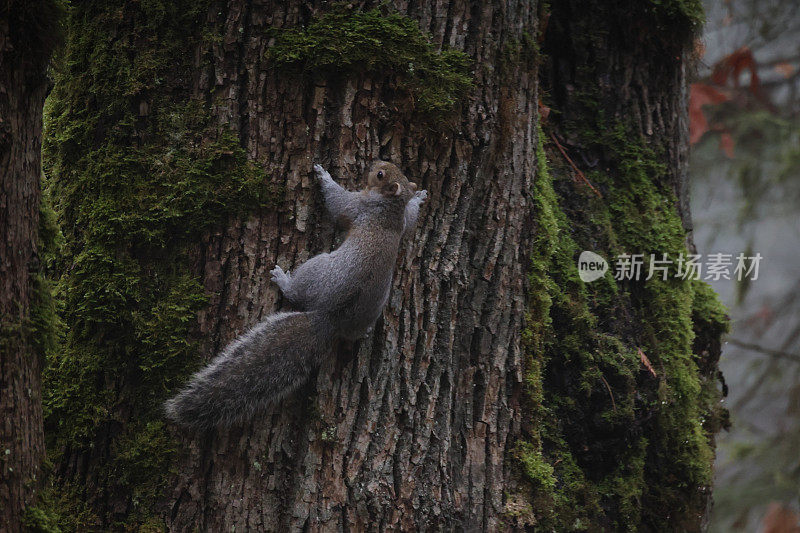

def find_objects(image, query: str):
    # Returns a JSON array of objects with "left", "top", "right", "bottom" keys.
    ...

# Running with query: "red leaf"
[
  {"left": 538, "top": 99, "right": 551, "bottom": 121},
  {"left": 712, "top": 46, "right": 756, "bottom": 87},
  {"left": 710, "top": 46, "right": 776, "bottom": 112},
  {"left": 689, "top": 83, "right": 729, "bottom": 144}
]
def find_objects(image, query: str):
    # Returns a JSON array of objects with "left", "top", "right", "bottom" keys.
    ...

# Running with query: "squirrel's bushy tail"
[{"left": 164, "top": 311, "right": 333, "bottom": 431}]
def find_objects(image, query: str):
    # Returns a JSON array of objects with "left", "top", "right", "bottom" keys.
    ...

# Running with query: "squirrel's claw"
[
  {"left": 313, "top": 164, "right": 332, "bottom": 182},
  {"left": 415, "top": 190, "right": 428, "bottom": 202}
]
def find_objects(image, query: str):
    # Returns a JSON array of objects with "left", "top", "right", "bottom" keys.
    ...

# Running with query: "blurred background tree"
[{"left": 690, "top": 0, "right": 800, "bottom": 530}]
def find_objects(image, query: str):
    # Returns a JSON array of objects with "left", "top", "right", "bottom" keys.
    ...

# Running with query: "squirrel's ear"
[{"left": 383, "top": 182, "right": 401, "bottom": 196}]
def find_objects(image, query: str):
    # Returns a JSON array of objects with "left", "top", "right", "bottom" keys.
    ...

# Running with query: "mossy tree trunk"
[
  {"left": 530, "top": 2, "right": 728, "bottom": 530},
  {"left": 0, "top": 2, "right": 59, "bottom": 530},
  {"left": 42, "top": 0, "right": 726, "bottom": 531}
]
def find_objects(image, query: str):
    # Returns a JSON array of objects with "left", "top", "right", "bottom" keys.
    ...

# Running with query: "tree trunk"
[
  {"left": 167, "top": 2, "right": 539, "bottom": 530},
  {"left": 42, "top": 1, "right": 726, "bottom": 531},
  {"left": 0, "top": 3, "right": 59, "bottom": 530}
]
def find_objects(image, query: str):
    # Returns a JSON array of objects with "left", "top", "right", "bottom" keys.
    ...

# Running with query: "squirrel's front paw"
[
  {"left": 270, "top": 265, "right": 290, "bottom": 287},
  {"left": 414, "top": 190, "right": 428, "bottom": 202},
  {"left": 313, "top": 164, "right": 332, "bottom": 182}
]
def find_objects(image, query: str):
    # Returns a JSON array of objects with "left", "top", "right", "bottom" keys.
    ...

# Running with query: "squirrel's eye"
[{"left": 377, "top": 171, "right": 384, "bottom": 180}]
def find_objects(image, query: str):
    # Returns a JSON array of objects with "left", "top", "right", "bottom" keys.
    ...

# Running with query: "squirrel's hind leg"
[
  {"left": 271, "top": 255, "right": 331, "bottom": 309},
  {"left": 271, "top": 265, "right": 306, "bottom": 308}
]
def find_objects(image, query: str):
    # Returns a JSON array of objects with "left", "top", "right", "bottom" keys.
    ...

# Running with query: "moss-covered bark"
[
  {"left": 512, "top": 124, "right": 727, "bottom": 530},
  {"left": 265, "top": 4, "right": 472, "bottom": 117},
  {"left": 507, "top": 0, "right": 728, "bottom": 530},
  {"left": 37, "top": 0, "right": 726, "bottom": 530},
  {"left": 39, "top": 0, "right": 276, "bottom": 527}
]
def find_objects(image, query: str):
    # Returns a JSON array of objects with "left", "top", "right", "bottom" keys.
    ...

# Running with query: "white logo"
[{"left": 578, "top": 251, "right": 608, "bottom": 282}]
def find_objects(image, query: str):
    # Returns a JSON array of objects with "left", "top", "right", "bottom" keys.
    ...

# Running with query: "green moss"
[
  {"left": 40, "top": 0, "right": 276, "bottom": 527},
  {"left": 597, "top": 436, "right": 648, "bottom": 526},
  {"left": 517, "top": 128, "right": 646, "bottom": 530},
  {"left": 691, "top": 280, "right": 730, "bottom": 337},
  {"left": 516, "top": 116, "right": 726, "bottom": 529},
  {"left": 514, "top": 6, "right": 716, "bottom": 526},
  {"left": 588, "top": 123, "right": 722, "bottom": 527},
  {"left": 25, "top": 469, "right": 101, "bottom": 533},
  {"left": 0, "top": 201, "right": 60, "bottom": 370},
  {"left": 29, "top": 197, "right": 63, "bottom": 365},
  {"left": 50, "top": 104, "right": 273, "bottom": 249},
  {"left": 22, "top": 504, "right": 61, "bottom": 533},
  {"left": 320, "top": 425, "right": 338, "bottom": 444},
  {"left": 266, "top": 4, "right": 473, "bottom": 117},
  {"left": 515, "top": 441, "right": 556, "bottom": 492},
  {"left": 109, "top": 421, "right": 177, "bottom": 525},
  {"left": 497, "top": 31, "right": 539, "bottom": 81}
]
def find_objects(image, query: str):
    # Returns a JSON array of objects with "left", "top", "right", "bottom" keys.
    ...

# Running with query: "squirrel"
[{"left": 164, "top": 161, "right": 427, "bottom": 430}]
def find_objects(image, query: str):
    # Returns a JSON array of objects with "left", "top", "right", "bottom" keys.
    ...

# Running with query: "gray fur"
[
  {"left": 165, "top": 162, "right": 426, "bottom": 430},
  {"left": 403, "top": 189, "right": 427, "bottom": 236}
]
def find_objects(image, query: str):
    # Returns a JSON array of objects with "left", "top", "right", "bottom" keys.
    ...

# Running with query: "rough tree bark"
[
  {"left": 41, "top": 0, "right": 725, "bottom": 531},
  {"left": 0, "top": 2, "right": 59, "bottom": 530},
  {"left": 170, "top": 2, "right": 537, "bottom": 531}
]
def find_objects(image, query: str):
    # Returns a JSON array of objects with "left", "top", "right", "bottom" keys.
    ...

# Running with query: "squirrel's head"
[{"left": 365, "top": 161, "right": 417, "bottom": 201}]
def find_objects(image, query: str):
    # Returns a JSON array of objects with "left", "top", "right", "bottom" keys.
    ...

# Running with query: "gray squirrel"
[{"left": 164, "top": 161, "right": 427, "bottom": 430}]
